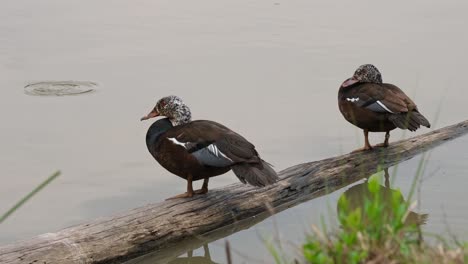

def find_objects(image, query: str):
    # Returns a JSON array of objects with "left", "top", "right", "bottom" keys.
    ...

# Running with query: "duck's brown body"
[
  {"left": 338, "top": 83, "right": 411, "bottom": 132},
  {"left": 338, "top": 99, "right": 396, "bottom": 132},
  {"left": 338, "top": 82, "right": 427, "bottom": 133},
  {"left": 147, "top": 119, "right": 236, "bottom": 181},
  {"left": 152, "top": 138, "right": 230, "bottom": 181},
  {"left": 144, "top": 113, "right": 277, "bottom": 199}
]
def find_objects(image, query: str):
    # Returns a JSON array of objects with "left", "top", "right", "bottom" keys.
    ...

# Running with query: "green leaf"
[{"left": 368, "top": 175, "right": 381, "bottom": 194}]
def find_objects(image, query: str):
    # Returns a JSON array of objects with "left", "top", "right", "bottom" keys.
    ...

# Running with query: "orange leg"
[
  {"left": 352, "top": 129, "right": 373, "bottom": 152},
  {"left": 375, "top": 131, "right": 390, "bottom": 148},
  {"left": 195, "top": 177, "right": 209, "bottom": 195},
  {"left": 166, "top": 174, "right": 194, "bottom": 200}
]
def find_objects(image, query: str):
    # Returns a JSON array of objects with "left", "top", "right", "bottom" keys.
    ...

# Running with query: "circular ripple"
[{"left": 24, "top": 81, "right": 97, "bottom": 96}]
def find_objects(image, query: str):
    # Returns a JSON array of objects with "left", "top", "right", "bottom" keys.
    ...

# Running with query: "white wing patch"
[
  {"left": 346, "top": 97, "right": 360, "bottom": 102},
  {"left": 167, "top": 138, "right": 234, "bottom": 162},
  {"left": 207, "top": 144, "right": 233, "bottom": 161},
  {"left": 168, "top": 137, "right": 188, "bottom": 148},
  {"left": 376, "top": 100, "right": 395, "bottom": 113}
]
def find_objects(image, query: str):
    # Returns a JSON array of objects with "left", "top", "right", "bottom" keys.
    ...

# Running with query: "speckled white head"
[
  {"left": 341, "top": 64, "right": 383, "bottom": 87},
  {"left": 155, "top": 95, "right": 192, "bottom": 126},
  {"left": 353, "top": 64, "right": 383, "bottom": 83},
  {"left": 140, "top": 95, "right": 192, "bottom": 126}
]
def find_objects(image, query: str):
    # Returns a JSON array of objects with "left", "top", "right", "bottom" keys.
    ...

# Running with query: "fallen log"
[{"left": 1, "top": 120, "right": 467, "bottom": 264}]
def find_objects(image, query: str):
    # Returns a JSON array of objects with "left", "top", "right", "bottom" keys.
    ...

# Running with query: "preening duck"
[
  {"left": 338, "top": 64, "right": 430, "bottom": 151},
  {"left": 141, "top": 95, "right": 278, "bottom": 199}
]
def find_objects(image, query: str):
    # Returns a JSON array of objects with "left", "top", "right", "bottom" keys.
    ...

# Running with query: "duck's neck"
[
  {"left": 169, "top": 104, "right": 192, "bottom": 126},
  {"left": 146, "top": 118, "right": 173, "bottom": 154}
]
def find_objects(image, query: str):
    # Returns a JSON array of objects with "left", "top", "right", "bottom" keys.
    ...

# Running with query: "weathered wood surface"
[{"left": 1, "top": 120, "right": 468, "bottom": 264}]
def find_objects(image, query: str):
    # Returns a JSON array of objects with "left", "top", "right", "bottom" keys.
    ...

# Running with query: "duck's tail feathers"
[
  {"left": 232, "top": 160, "right": 278, "bottom": 187},
  {"left": 388, "top": 111, "right": 431, "bottom": 131}
]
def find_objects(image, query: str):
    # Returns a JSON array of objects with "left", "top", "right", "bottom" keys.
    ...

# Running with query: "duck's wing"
[
  {"left": 346, "top": 83, "right": 430, "bottom": 130},
  {"left": 380, "top": 84, "right": 419, "bottom": 112},
  {"left": 167, "top": 120, "right": 258, "bottom": 167},
  {"left": 346, "top": 83, "right": 416, "bottom": 114}
]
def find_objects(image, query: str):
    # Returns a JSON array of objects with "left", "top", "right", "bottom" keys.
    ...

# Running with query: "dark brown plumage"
[
  {"left": 338, "top": 64, "right": 430, "bottom": 151},
  {"left": 141, "top": 96, "right": 278, "bottom": 199}
]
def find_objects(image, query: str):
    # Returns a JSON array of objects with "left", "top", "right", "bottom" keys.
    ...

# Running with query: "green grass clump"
[{"left": 301, "top": 174, "right": 466, "bottom": 264}]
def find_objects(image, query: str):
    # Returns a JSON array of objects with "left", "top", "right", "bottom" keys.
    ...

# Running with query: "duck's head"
[
  {"left": 140, "top": 95, "right": 192, "bottom": 126},
  {"left": 341, "top": 64, "right": 383, "bottom": 87}
]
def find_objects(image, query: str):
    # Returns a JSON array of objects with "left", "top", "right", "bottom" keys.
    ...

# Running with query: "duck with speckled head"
[
  {"left": 338, "top": 64, "right": 430, "bottom": 152},
  {"left": 141, "top": 96, "right": 278, "bottom": 199}
]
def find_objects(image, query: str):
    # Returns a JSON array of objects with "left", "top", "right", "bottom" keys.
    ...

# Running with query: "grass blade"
[{"left": 0, "top": 170, "right": 61, "bottom": 224}]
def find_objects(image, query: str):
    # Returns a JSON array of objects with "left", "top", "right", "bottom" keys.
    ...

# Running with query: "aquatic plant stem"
[{"left": 0, "top": 171, "right": 61, "bottom": 224}]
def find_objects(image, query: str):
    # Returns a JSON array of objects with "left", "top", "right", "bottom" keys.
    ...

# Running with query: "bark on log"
[{"left": 1, "top": 120, "right": 468, "bottom": 264}]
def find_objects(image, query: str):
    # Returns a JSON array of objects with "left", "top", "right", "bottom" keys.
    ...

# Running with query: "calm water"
[{"left": 1, "top": 0, "right": 468, "bottom": 263}]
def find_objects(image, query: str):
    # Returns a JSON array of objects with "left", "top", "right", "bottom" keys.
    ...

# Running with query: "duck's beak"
[
  {"left": 341, "top": 76, "right": 358, "bottom": 87},
  {"left": 140, "top": 109, "right": 160, "bottom": 121}
]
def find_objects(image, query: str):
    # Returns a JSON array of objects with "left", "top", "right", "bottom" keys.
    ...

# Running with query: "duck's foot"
[
  {"left": 194, "top": 188, "right": 208, "bottom": 195},
  {"left": 376, "top": 131, "right": 391, "bottom": 148},
  {"left": 352, "top": 129, "right": 373, "bottom": 153},
  {"left": 165, "top": 191, "right": 194, "bottom": 200},
  {"left": 351, "top": 146, "right": 373, "bottom": 153}
]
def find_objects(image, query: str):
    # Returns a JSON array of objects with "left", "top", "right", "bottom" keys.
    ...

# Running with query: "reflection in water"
[
  {"left": 168, "top": 244, "right": 219, "bottom": 264},
  {"left": 338, "top": 169, "right": 428, "bottom": 228},
  {"left": 127, "top": 243, "right": 220, "bottom": 264}
]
